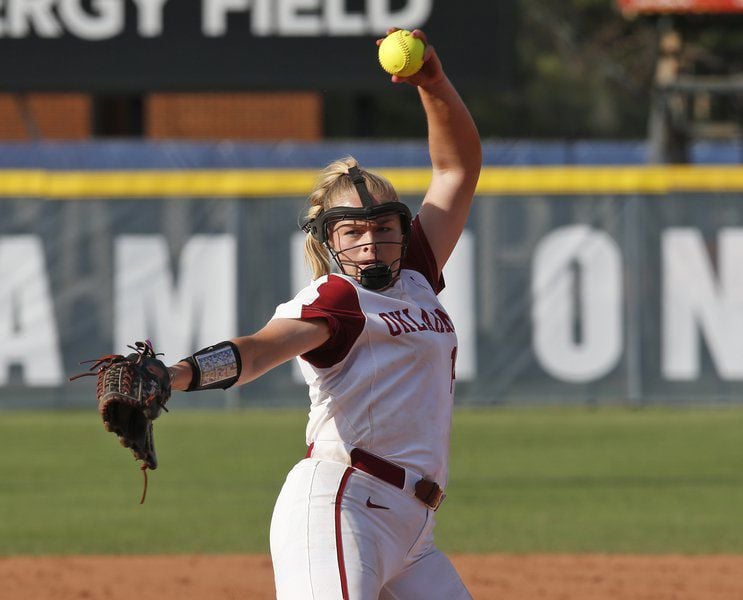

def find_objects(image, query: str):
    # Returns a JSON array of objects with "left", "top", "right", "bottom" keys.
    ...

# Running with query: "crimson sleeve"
[
  {"left": 299, "top": 275, "right": 366, "bottom": 368},
  {"left": 401, "top": 215, "right": 445, "bottom": 294}
]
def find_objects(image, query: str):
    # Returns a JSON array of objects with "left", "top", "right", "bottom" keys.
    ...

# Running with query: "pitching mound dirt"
[{"left": 2, "top": 554, "right": 743, "bottom": 599}]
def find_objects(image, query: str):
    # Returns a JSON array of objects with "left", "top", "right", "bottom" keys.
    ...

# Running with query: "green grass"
[
  {"left": 1, "top": 407, "right": 743, "bottom": 555},
  {"left": 444, "top": 407, "right": 743, "bottom": 553}
]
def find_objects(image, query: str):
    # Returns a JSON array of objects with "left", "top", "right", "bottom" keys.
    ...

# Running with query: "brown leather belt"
[{"left": 305, "top": 443, "right": 445, "bottom": 511}]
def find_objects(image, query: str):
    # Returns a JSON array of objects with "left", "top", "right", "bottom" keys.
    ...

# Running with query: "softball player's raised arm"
[
  {"left": 417, "top": 74, "right": 481, "bottom": 273},
  {"left": 395, "top": 31, "right": 481, "bottom": 274}
]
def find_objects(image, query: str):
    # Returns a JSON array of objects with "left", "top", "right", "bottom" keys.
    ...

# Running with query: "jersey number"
[{"left": 450, "top": 346, "right": 457, "bottom": 394}]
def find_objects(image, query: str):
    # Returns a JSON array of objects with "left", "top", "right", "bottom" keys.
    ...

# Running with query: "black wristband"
[
  {"left": 182, "top": 341, "right": 242, "bottom": 391},
  {"left": 183, "top": 356, "right": 199, "bottom": 391}
]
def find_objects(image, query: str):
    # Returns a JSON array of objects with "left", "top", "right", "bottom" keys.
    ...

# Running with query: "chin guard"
[{"left": 360, "top": 264, "right": 393, "bottom": 290}]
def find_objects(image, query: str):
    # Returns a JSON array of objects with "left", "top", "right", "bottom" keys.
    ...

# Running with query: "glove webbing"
[{"left": 70, "top": 340, "right": 167, "bottom": 505}]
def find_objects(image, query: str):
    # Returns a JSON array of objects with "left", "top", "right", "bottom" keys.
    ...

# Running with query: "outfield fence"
[{"left": 2, "top": 141, "right": 743, "bottom": 407}]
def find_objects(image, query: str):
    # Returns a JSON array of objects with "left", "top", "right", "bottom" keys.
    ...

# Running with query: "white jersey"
[{"left": 271, "top": 217, "right": 457, "bottom": 486}]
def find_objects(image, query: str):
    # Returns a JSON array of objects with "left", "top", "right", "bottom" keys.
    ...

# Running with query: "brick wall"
[
  {"left": 147, "top": 92, "right": 323, "bottom": 140},
  {"left": 0, "top": 94, "right": 91, "bottom": 140},
  {"left": 0, "top": 92, "right": 323, "bottom": 140}
]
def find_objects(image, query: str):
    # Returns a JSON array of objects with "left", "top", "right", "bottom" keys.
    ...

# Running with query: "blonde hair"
[{"left": 303, "top": 156, "right": 398, "bottom": 280}]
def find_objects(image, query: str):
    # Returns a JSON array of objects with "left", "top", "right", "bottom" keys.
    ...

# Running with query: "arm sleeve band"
[{"left": 183, "top": 341, "right": 242, "bottom": 391}]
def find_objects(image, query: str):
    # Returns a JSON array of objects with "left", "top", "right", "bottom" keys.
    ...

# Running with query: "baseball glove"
[{"left": 70, "top": 340, "right": 171, "bottom": 503}]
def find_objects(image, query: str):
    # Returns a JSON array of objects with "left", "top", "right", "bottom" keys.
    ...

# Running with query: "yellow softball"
[{"left": 378, "top": 30, "right": 425, "bottom": 77}]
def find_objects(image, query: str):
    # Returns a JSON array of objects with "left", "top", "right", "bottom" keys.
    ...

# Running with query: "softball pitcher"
[{"left": 167, "top": 29, "right": 481, "bottom": 599}]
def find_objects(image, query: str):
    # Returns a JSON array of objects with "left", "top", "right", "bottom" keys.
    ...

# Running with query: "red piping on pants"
[{"left": 335, "top": 467, "right": 354, "bottom": 600}]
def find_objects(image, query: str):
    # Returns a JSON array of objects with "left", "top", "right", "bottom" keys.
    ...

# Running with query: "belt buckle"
[
  {"left": 428, "top": 486, "right": 446, "bottom": 511},
  {"left": 414, "top": 479, "right": 446, "bottom": 511}
]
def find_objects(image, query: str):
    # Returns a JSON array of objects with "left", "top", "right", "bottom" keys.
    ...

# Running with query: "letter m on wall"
[{"left": 115, "top": 235, "right": 237, "bottom": 359}]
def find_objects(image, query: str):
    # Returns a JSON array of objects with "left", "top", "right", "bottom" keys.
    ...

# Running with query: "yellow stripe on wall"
[
  {"left": 477, "top": 166, "right": 743, "bottom": 195},
  {"left": 0, "top": 169, "right": 319, "bottom": 199},
  {"left": 0, "top": 166, "right": 741, "bottom": 199}
]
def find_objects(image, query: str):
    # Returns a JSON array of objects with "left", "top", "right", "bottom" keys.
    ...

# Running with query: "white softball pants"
[{"left": 270, "top": 458, "right": 472, "bottom": 600}]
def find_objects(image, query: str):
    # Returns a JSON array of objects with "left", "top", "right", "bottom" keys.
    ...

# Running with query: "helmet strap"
[{"left": 347, "top": 165, "right": 375, "bottom": 208}]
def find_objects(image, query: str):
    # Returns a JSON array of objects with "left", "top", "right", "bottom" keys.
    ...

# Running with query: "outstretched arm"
[
  {"left": 168, "top": 318, "right": 330, "bottom": 391},
  {"left": 384, "top": 30, "right": 482, "bottom": 273}
]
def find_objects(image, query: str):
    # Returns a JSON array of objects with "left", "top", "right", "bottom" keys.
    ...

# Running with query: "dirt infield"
[{"left": 3, "top": 554, "right": 743, "bottom": 599}]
